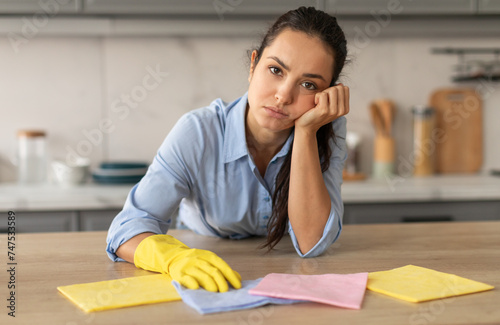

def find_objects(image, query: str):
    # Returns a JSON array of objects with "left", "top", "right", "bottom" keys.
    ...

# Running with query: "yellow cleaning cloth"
[
  {"left": 367, "top": 265, "right": 494, "bottom": 303},
  {"left": 57, "top": 274, "right": 181, "bottom": 312}
]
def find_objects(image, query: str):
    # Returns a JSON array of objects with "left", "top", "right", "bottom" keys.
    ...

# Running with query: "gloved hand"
[{"left": 134, "top": 234, "right": 241, "bottom": 292}]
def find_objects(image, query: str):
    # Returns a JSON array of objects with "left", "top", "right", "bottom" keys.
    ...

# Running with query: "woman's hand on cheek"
[{"left": 294, "top": 84, "right": 350, "bottom": 134}]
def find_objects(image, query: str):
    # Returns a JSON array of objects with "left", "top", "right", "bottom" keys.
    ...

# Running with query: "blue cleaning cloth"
[{"left": 172, "top": 279, "right": 305, "bottom": 314}]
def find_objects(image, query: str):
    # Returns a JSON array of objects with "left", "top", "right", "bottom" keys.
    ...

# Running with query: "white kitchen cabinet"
[
  {"left": 0, "top": 0, "right": 80, "bottom": 13},
  {"left": 82, "top": 0, "right": 315, "bottom": 16},
  {"left": 478, "top": 0, "right": 500, "bottom": 13},
  {"left": 326, "top": 0, "right": 475, "bottom": 15},
  {"left": 343, "top": 201, "right": 500, "bottom": 224}
]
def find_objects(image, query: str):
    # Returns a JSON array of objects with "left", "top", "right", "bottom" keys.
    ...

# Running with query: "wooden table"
[{"left": 1, "top": 221, "right": 499, "bottom": 324}]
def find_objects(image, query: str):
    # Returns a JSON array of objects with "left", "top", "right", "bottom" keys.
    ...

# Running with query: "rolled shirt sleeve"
[
  {"left": 106, "top": 114, "right": 197, "bottom": 261},
  {"left": 288, "top": 116, "right": 347, "bottom": 258}
]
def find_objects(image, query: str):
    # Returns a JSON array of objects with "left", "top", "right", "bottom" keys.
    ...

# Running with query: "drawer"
[
  {"left": 343, "top": 201, "right": 500, "bottom": 224},
  {"left": 79, "top": 210, "right": 121, "bottom": 231},
  {"left": 1, "top": 211, "right": 79, "bottom": 233}
]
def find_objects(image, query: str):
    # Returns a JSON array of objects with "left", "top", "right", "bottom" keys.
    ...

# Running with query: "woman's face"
[{"left": 247, "top": 29, "right": 335, "bottom": 134}]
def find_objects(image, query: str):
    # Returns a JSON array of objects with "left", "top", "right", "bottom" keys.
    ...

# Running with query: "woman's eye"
[
  {"left": 302, "top": 82, "right": 317, "bottom": 90},
  {"left": 269, "top": 66, "right": 282, "bottom": 75}
]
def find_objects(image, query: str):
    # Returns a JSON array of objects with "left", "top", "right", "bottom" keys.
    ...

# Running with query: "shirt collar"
[
  {"left": 223, "top": 92, "right": 295, "bottom": 163},
  {"left": 223, "top": 93, "right": 250, "bottom": 163}
]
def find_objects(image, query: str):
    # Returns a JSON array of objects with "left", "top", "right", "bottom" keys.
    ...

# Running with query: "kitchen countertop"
[
  {"left": 342, "top": 174, "right": 500, "bottom": 203},
  {"left": 1, "top": 174, "right": 499, "bottom": 211},
  {"left": 4, "top": 221, "right": 499, "bottom": 324},
  {"left": 0, "top": 182, "right": 132, "bottom": 211}
]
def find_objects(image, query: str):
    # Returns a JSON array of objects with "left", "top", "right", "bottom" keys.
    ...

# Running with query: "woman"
[{"left": 106, "top": 6, "right": 349, "bottom": 293}]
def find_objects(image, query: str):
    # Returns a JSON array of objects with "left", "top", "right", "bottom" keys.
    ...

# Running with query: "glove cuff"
[{"left": 133, "top": 234, "right": 190, "bottom": 273}]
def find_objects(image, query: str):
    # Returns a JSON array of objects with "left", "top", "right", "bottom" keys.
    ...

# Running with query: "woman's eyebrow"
[
  {"left": 269, "top": 56, "right": 290, "bottom": 71},
  {"left": 303, "top": 72, "right": 326, "bottom": 82},
  {"left": 268, "top": 56, "right": 326, "bottom": 82}
]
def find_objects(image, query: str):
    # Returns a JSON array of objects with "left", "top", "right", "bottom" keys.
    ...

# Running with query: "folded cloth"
[
  {"left": 367, "top": 265, "right": 495, "bottom": 303},
  {"left": 57, "top": 274, "right": 181, "bottom": 312},
  {"left": 172, "top": 279, "right": 304, "bottom": 314},
  {"left": 248, "top": 272, "right": 369, "bottom": 310}
]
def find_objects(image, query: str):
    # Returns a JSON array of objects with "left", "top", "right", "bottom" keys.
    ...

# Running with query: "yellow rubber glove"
[{"left": 134, "top": 234, "right": 241, "bottom": 292}]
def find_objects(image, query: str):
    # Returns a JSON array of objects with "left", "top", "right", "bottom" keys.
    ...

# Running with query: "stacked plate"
[{"left": 92, "top": 162, "right": 149, "bottom": 184}]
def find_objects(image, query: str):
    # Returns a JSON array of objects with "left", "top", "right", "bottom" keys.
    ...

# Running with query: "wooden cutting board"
[{"left": 430, "top": 88, "right": 483, "bottom": 173}]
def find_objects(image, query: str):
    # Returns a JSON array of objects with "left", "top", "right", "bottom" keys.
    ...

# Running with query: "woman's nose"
[{"left": 275, "top": 82, "right": 293, "bottom": 105}]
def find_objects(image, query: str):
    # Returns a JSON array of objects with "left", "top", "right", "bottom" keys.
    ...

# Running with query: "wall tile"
[
  {"left": 0, "top": 33, "right": 499, "bottom": 183},
  {"left": 0, "top": 36, "right": 101, "bottom": 182},
  {"left": 102, "top": 36, "right": 252, "bottom": 163}
]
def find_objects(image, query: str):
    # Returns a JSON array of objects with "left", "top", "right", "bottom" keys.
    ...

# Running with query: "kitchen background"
[
  {"left": 1, "top": 1, "right": 500, "bottom": 232},
  {"left": 1, "top": 1, "right": 500, "bottom": 182}
]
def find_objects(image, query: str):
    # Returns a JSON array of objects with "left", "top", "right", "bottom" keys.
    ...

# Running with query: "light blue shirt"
[{"left": 106, "top": 92, "right": 347, "bottom": 260}]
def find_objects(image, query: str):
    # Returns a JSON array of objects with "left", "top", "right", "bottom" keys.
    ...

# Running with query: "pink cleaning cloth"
[{"left": 248, "top": 272, "right": 368, "bottom": 310}]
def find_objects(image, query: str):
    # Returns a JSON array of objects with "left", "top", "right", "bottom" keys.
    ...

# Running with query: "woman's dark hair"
[{"left": 252, "top": 6, "right": 348, "bottom": 251}]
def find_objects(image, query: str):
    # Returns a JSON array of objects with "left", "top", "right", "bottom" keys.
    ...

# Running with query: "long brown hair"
[{"left": 251, "top": 7, "right": 348, "bottom": 251}]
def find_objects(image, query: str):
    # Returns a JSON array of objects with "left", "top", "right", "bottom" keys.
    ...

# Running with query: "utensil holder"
[{"left": 373, "top": 135, "right": 395, "bottom": 179}]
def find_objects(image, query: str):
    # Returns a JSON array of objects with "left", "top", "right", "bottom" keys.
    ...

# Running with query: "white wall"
[{"left": 1, "top": 27, "right": 499, "bottom": 182}]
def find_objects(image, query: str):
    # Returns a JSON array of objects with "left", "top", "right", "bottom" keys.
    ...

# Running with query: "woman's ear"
[{"left": 248, "top": 50, "right": 258, "bottom": 83}]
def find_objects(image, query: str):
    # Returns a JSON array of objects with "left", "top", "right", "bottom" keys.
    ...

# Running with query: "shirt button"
[
  {"left": 264, "top": 197, "right": 270, "bottom": 202},
  {"left": 263, "top": 215, "right": 269, "bottom": 219}
]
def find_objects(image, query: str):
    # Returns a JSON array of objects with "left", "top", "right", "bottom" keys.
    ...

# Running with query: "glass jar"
[
  {"left": 412, "top": 106, "right": 435, "bottom": 176},
  {"left": 17, "top": 130, "right": 47, "bottom": 184}
]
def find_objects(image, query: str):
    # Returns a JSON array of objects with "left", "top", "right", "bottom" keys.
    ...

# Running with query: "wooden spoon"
[
  {"left": 370, "top": 102, "right": 387, "bottom": 136},
  {"left": 371, "top": 99, "right": 395, "bottom": 136},
  {"left": 378, "top": 99, "right": 395, "bottom": 136}
]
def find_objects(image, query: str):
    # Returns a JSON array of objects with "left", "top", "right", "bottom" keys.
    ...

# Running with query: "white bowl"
[{"left": 51, "top": 159, "right": 90, "bottom": 186}]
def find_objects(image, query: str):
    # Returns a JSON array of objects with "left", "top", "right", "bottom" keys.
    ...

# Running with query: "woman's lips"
[{"left": 264, "top": 106, "right": 288, "bottom": 119}]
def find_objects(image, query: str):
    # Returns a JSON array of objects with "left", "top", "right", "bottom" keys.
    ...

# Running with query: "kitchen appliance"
[{"left": 429, "top": 88, "right": 483, "bottom": 173}]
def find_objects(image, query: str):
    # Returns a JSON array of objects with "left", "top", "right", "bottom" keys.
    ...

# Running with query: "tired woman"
[{"left": 107, "top": 6, "right": 349, "bottom": 293}]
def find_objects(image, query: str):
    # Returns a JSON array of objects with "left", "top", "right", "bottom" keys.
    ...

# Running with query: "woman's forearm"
[
  {"left": 115, "top": 232, "right": 156, "bottom": 263},
  {"left": 288, "top": 127, "right": 331, "bottom": 254}
]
